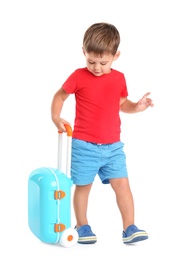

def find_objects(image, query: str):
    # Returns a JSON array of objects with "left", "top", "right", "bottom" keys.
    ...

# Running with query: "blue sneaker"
[
  {"left": 75, "top": 225, "right": 97, "bottom": 244},
  {"left": 123, "top": 225, "right": 148, "bottom": 244}
]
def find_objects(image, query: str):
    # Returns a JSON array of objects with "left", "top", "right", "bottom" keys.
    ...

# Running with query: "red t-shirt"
[{"left": 62, "top": 67, "right": 128, "bottom": 144}]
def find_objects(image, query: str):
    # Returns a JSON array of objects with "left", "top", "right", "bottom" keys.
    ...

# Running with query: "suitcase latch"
[
  {"left": 54, "top": 190, "right": 66, "bottom": 199},
  {"left": 54, "top": 223, "right": 66, "bottom": 232}
]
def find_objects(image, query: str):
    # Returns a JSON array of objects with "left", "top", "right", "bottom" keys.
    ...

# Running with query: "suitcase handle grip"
[
  {"left": 58, "top": 124, "right": 72, "bottom": 137},
  {"left": 57, "top": 124, "right": 72, "bottom": 176}
]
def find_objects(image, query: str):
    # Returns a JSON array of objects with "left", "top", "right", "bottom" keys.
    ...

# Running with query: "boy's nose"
[{"left": 94, "top": 64, "right": 100, "bottom": 71}]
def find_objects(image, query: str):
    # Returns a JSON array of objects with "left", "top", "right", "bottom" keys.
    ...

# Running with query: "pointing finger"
[{"left": 142, "top": 92, "right": 151, "bottom": 100}]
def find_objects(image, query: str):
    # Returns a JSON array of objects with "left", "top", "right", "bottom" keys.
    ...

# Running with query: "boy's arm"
[
  {"left": 51, "top": 87, "right": 70, "bottom": 132},
  {"left": 120, "top": 92, "right": 154, "bottom": 113}
]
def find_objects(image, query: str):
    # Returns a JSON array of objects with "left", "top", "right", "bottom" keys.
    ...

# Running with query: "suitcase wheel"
[{"left": 59, "top": 227, "right": 78, "bottom": 247}]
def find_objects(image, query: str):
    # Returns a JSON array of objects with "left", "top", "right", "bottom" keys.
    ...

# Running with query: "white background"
[{"left": 0, "top": 0, "right": 182, "bottom": 259}]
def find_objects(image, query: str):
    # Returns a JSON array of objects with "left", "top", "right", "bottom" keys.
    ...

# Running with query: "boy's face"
[{"left": 83, "top": 50, "right": 120, "bottom": 77}]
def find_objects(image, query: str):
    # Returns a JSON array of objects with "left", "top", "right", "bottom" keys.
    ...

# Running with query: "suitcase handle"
[
  {"left": 57, "top": 124, "right": 72, "bottom": 176},
  {"left": 58, "top": 124, "right": 72, "bottom": 136}
]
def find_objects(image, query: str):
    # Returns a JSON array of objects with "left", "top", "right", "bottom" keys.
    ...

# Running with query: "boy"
[{"left": 51, "top": 22, "right": 154, "bottom": 244}]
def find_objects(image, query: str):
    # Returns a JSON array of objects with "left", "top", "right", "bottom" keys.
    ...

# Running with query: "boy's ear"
[
  {"left": 82, "top": 47, "right": 86, "bottom": 55},
  {"left": 113, "top": 51, "right": 120, "bottom": 61}
]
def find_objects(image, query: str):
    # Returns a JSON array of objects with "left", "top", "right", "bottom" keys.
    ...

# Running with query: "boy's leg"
[
  {"left": 110, "top": 177, "right": 134, "bottom": 231},
  {"left": 73, "top": 183, "right": 92, "bottom": 228},
  {"left": 73, "top": 183, "right": 97, "bottom": 244},
  {"left": 110, "top": 177, "right": 148, "bottom": 243}
]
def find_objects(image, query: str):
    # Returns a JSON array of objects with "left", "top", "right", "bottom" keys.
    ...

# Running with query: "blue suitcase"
[{"left": 28, "top": 125, "right": 78, "bottom": 247}]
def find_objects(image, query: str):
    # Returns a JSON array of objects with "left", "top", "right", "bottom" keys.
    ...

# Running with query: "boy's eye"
[{"left": 88, "top": 61, "right": 107, "bottom": 65}]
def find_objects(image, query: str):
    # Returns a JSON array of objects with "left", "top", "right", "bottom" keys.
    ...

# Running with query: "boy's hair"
[{"left": 83, "top": 22, "right": 120, "bottom": 56}]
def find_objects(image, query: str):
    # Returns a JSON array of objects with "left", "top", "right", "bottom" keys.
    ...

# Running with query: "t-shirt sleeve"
[
  {"left": 62, "top": 71, "right": 77, "bottom": 94},
  {"left": 121, "top": 73, "right": 128, "bottom": 97}
]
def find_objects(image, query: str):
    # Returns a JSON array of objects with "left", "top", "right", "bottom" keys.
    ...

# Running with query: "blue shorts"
[{"left": 71, "top": 138, "right": 128, "bottom": 185}]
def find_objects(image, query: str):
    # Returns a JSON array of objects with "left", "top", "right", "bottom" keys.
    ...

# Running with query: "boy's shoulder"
[
  {"left": 74, "top": 67, "right": 88, "bottom": 73},
  {"left": 111, "top": 68, "right": 124, "bottom": 76},
  {"left": 72, "top": 67, "right": 93, "bottom": 78}
]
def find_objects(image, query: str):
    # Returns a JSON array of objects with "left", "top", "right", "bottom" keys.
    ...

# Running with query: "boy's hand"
[
  {"left": 53, "top": 117, "right": 71, "bottom": 133},
  {"left": 136, "top": 92, "right": 154, "bottom": 112}
]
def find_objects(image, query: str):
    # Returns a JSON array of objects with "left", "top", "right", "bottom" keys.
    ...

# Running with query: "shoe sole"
[
  {"left": 78, "top": 236, "right": 97, "bottom": 244},
  {"left": 123, "top": 231, "right": 148, "bottom": 244}
]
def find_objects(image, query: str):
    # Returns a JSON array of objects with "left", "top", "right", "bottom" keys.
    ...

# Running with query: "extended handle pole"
[{"left": 57, "top": 125, "right": 72, "bottom": 177}]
